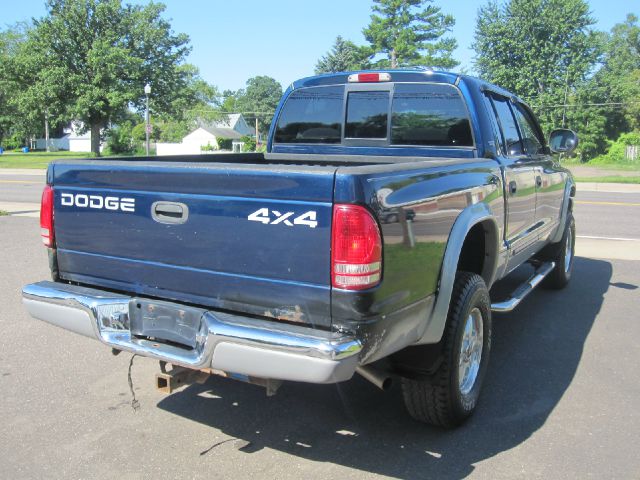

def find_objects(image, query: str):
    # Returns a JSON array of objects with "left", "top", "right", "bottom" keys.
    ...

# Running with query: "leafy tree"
[
  {"left": 155, "top": 119, "right": 190, "bottom": 143},
  {"left": 592, "top": 14, "right": 640, "bottom": 133},
  {"left": 105, "top": 113, "right": 138, "bottom": 155},
  {"left": 167, "top": 63, "right": 223, "bottom": 126},
  {"left": 13, "top": 0, "right": 192, "bottom": 156},
  {"left": 363, "top": 0, "right": 458, "bottom": 69},
  {"left": 473, "top": 0, "right": 601, "bottom": 136},
  {"left": 591, "top": 131, "right": 640, "bottom": 164},
  {"left": 0, "top": 23, "right": 43, "bottom": 146},
  {"left": 235, "top": 76, "right": 283, "bottom": 136},
  {"left": 221, "top": 90, "right": 241, "bottom": 113},
  {"left": 154, "top": 63, "right": 224, "bottom": 142},
  {"left": 315, "top": 36, "right": 371, "bottom": 74}
]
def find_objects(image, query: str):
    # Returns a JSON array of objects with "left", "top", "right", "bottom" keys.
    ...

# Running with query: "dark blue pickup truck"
[{"left": 23, "top": 69, "right": 578, "bottom": 427}]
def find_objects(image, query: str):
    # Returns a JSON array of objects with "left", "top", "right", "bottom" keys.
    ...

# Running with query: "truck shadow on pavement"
[{"left": 158, "top": 257, "right": 610, "bottom": 479}]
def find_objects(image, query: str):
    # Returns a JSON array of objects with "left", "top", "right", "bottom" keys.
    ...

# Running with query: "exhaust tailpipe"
[{"left": 356, "top": 365, "right": 393, "bottom": 391}]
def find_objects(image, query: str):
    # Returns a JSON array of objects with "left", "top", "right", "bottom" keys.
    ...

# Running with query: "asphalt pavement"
[{"left": 1, "top": 170, "right": 640, "bottom": 479}]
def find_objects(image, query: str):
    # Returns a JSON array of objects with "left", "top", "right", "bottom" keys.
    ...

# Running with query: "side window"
[
  {"left": 491, "top": 96, "right": 524, "bottom": 156},
  {"left": 512, "top": 104, "right": 546, "bottom": 155},
  {"left": 483, "top": 94, "right": 504, "bottom": 155},
  {"left": 345, "top": 91, "right": 389, "bottom": 139}
]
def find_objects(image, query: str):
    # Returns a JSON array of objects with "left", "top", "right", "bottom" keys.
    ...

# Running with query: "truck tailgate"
[{"left": 50, "top": 161, "right": 336, "bottom": 328}]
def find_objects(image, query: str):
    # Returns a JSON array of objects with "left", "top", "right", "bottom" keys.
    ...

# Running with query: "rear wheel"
[
  {"left": 542, "top": 213, "right": 575, "bottom": 290},
  {"left": 401, "top": 272, "right": 492, "bottom": 427}
]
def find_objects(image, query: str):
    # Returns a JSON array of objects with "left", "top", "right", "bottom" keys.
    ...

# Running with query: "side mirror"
[{"left": 549, "top": 129, "right": 579, "bottom": 154}]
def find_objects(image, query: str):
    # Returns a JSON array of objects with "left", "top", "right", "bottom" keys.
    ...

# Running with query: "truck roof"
[{"left": 290, "top": 68, "right": 522, "bottom": 104}]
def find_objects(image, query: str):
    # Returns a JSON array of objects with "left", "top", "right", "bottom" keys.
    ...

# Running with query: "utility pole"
[
  {"left": 144, "top": 83, "right": 151, "bottom": 156},
  {"left": 255, "top": 117, "right": 259, "bottom": 150},
  {"left": 562, "top": 69, "right": 570, "bottom": 128},
  {"left": 44, "top": 110, "right": 50, "bottom": 152}
]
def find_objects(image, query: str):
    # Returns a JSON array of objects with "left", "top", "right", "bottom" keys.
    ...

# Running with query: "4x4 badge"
[{"left": 248, "top": 208, "right": 318, "bottom": 228}]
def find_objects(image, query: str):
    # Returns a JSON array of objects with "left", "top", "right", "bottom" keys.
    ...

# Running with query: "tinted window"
[
  {"left": 391, "top": 84, "right": 472, "bottom": 146},
  {"left": 512, "top": 104, "right": 545, "bottom": 155},
  {"left": 345, "top": 91, "right": 389, "bottom": 139},
  {"left": 483, "top": 95, "right": 504, "bottom": 155},
  {"left": 274, "top": 86, "right": 343, "bottom": 144},
  {"left": 491, "top": 97, "right": 524, "bottom": 156}
]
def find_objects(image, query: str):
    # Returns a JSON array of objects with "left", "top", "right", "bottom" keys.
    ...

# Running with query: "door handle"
[
  {"left": 152, "top": 201, "right": 189, "bottom": 224},
  {"left": 509, "top": 181, "right": 517, "bottom": 195},
  {"left": 536, "top": 176, "right": 542, "bottom": 188}
]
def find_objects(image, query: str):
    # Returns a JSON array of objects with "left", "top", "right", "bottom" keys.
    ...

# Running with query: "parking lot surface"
[{"left": 1, "top": 189, "right": 639, "bottom": 479}]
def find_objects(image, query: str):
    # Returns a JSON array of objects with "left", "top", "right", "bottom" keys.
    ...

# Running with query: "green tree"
[
  {"left": 235, "top": 76, "right": 283, "bottom": 137},
  {"left": 473, "top": 0, "right": 601, "bottom": 135},
  {"left": 167, "top": 63, "right": 222, "bottom": 125},
  {"left": 0, "top": 23, "right": 45, "bottom": 146},
  {"left": 221, "top": 90, "right": 241, "bottom": 113},
  {"left": 315, "top": 36, "right": 372, "bottom": 74},
  {"left": 13, "top": 0, "right": 192, "bottom": 156},
  {"left": 363, "top": 0, "right": 458, "bottom": 69},
  {"left": 592, "top": 14, "right": 640, "bottom": 133},
  {"left": 155, "top": 63, "right": 225, "bottom": 142}
]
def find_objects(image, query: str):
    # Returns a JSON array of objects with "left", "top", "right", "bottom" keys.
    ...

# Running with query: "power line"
[
  {"left": 184, "top": 109, "right": 274, "bottom": 116},
  {"left": 533, "top": 101, "right": 640, "bottom": 109}
]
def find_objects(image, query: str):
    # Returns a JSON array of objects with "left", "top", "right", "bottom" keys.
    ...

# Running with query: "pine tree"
[{"left": 363, "top": 0, "right": 458, "bottom": 69}]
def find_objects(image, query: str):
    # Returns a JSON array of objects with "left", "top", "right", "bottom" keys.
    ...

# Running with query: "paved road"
[
  {"left": 0, "top": 171, "right": 44, "bottom": 204},
  {"left": 1, "top": 216, "right": 639, "bottom": 479},
  {"left": 1, "top": 174, "right": 640, "bottom": 478},
  {"left": 573, "top": 192, "right": 640, "bottom": 239}
]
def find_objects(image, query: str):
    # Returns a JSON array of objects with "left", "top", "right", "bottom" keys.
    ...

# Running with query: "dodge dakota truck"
[{"left": 22, "top": 68, "right": 578, "bottom": 427}]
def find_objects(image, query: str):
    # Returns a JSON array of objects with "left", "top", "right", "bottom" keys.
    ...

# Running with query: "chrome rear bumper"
[{"left": 22, "top": 281, "right": 361, "bottom": 384}]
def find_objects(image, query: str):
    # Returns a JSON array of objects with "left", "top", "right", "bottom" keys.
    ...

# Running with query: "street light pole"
[{"left": 144, "top": 83, "right": 151, "bottom": 156}]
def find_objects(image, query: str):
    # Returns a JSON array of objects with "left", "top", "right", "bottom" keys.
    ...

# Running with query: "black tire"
[
  {"left": 401, "top": 272, "right": 492, "bottom": 427},
  {"left": 542, "top": 213, "right": 575, "bottom": 290}
]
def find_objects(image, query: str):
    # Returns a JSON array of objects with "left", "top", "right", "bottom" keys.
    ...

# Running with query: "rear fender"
[{"left": 415, "top": 202, "right": 500, "bottom": 344}]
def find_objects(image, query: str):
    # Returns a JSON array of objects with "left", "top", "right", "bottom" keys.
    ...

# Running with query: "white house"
[
  {"left": 156, "top": 114, "right": 255, "bottom": 156},
  {"left": 35, "top": 123, "right": 103, "bottom": 152}
]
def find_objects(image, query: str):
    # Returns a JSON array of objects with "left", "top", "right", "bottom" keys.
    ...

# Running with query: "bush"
[
  {"left": 106, "top": 122, "right": 136, "bottom": 155},
  {"left": 216, "top": 137, "right": 233, "bottom": 150},
  {"left": 201, "top": 142, "right": 216, "bottom": 152},
  {"left": 2, "top": 133, "right": 24, "bottom": 150},
  {"left": 240, "top": 135, "right": 256, "bottom": 152},
  {"left": 591, "top": 132, "right": 640, "bottom": 165}
]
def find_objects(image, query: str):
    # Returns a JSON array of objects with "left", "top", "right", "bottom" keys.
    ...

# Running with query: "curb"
[
  {"left": 576, "top": 182, "right": 640, "bottom": 193},
  {"left": 0, "top": 202, "right": 41, "bottom": 218},
  {"left": 0, "top": 169, "right": 47, "bottom": 176}
]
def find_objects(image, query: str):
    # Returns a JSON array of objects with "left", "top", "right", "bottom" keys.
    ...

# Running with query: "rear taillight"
[
  {"left": 40, "top": 185, "right": 54, "bottom": 247},
  {"left": 331, "top": 204, "right": 382, "bottom": 290}
]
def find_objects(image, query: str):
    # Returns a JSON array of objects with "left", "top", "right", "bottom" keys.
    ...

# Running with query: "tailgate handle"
[{"left": 152, "top": 202, "right": 189, "bottom": 224}]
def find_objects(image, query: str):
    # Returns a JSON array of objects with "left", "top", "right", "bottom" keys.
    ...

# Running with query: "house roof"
[
  {"left": 199, "top": 126, "right": 243, "bottom": 139},
  {"left": 213, "top": 113, "right": 242, "bottom": 128},
  {"left": 199, "top": 113, "right": 254, "bottom": 134}
]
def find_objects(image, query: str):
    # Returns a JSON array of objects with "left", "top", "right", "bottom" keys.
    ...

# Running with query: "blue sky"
[{"left": 1, "top": 0, "right": 636, "bottom": 92}]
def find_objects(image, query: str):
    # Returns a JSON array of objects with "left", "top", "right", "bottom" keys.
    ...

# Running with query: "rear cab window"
[
  {"left": 345, "top": 91, "right": 389, "bottom": 139},
  {"left": 392, "top": 84, "right": 472, "bottom": 146},
  {"left": 274, "top": 82, "right": 473, "bottom": 148},
  {"left": 273, "top": 86, "right": 343, "bottom": 144}
]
